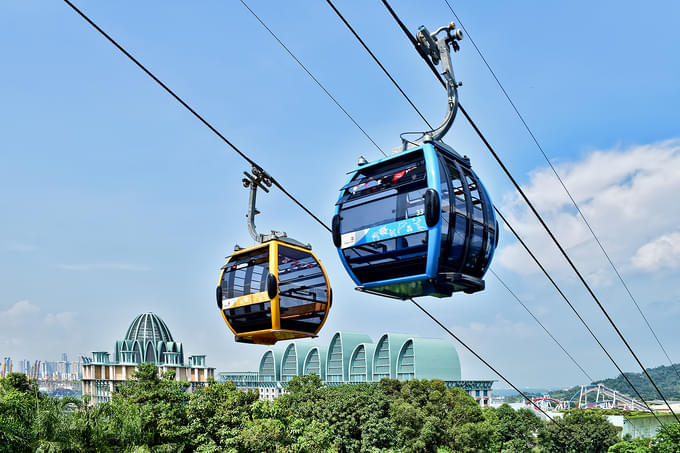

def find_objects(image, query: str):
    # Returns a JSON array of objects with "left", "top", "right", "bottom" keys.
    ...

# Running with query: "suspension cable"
[
  {"left": 63, "top": 0, "right": 330, "bottom": 234},
  {"left": 409, "top": 298, "right": 562, "bottom": 424},
  {"left": 490, "top": 270, "right": 593, "bottom": 382},
  {"left": 322, "top": 0, "right": 433, "bottom": 130},
  {"left": 238, "top": 0, "right": 385, "bottom": 156},
  {"left": 321, "top": 0, "right": 663, "bottom": 422},
  {"left": 441, "top": 0, "right": 680, "bottom": 383},
  {"left": 378, "top": 0, "right": 679, "bottom": 422},
  {"left": 495, "top": 208, "right": 663, "bottom": 424},
  {"left": 491, "top": 270, "right": 645, "bottom": 430},
  {"left": 63, "top": 0, "right": 564, "bottom": 427}
]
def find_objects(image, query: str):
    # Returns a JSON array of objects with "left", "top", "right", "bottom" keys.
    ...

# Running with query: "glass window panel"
[
  {"left": 449, "top": 214, "right": 467, "bottom": 262},
  {"left": 340, "top": 187, "right": 427, "bottom": 234},
  {"left": 221, "top": 249, "right": 269, "bottom": 300},
  {"left": 465, "top": 223, "right": 484, "bottom": 269},
  {"left": 339, "top": 154, "right": 428, "bottom": 234},
  {"left": 484, "top": 229, "right": 495, "bottom": 261},
  {"left": 439, "top": 160, "right": 450, "bottom": 247},
  {"left": 277, "top": 246, "right": 328, "bottom": 334},
  {"left": 343, "top": 232, "right": 428, "bottom": 283},
  {"left": 340, "top": 155, "right": 427, "bottom": 204},
  {"left": 224, "top": 302, "right": 272, "bottom": 333}
]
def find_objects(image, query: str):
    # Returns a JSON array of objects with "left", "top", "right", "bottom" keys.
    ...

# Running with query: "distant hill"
[{"left": 503, "top": 363, "right": 680, "bottom": 403}]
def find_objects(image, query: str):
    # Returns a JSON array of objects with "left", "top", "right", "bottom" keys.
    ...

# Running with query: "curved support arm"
[
  {"left": 242, "top": 167, "right": 286, "bottom": 243},
  {"left": 408, "top": 23, "right": 463, "bottom": 147}
]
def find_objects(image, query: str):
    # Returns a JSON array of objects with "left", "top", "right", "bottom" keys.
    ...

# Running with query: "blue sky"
[{"left": 2, "top": 1, "right": 680, "bottom": 389}]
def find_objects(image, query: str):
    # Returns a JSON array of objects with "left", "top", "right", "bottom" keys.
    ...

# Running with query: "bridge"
[
  {"left": 570, "top": 384, "right": 650, "bottom": 412},
  {"left": 524, "top": 383, "right": 650, "bottom": 416}
]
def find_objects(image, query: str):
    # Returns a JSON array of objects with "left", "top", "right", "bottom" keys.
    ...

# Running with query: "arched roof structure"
[
  {"left": 349, "top": 343, "right": 376, "bottom": 382},
  {"left": 302, "top": 346, "right": 327, "bottom": 380},
  {"left": 326, "top": 331, "right": 372, "bottom": 382},
  {"left": 396, "top": 337, "right": 461, "bottom": 381},
  {"left": 259, "top": 349, "right": 284, "bottom": 382},
  {"left": 281, "top": 343, "right": 313, "bottom": 382},
  {"left": 250, "top": 331, "right": 464, "bottom": 386},
  {"left": 372, "top": 333, "right": 412, "bottom": 380}
]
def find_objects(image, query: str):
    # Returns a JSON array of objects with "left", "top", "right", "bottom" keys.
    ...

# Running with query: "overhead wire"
[
  {"left": 237, "top": 0, "right": 563, "bottom": 426},
  {"left": 494, "top": 209, "right": 663, "bottom": 424},
  {"left": 377, "top": 0, "right": 679, "bottom": 422},
  {"left": 62, "top": 0, "right": 330, "bottom": 234},
  {"left": 490, "top": 270, "right": 593, "bottom": 383},
  {"left": 323, "top": 0, "right": 666, "bottom": 423},
  {"left": 490, "top": 270, "right": 642, "bottom": 433},
  {"left": 441, "top": 0, "right": 680, "bottom": 383},
  {"left": 237, "top": 0, "right": 385, "bottom": 156},
  {"left": 63, "top": 0, "right": 562, "bottom": 426},
  {"left": 322, "top": 0, "right": 433, "bottom": 130}
]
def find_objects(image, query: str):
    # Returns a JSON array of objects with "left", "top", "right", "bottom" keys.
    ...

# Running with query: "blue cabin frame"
[{"left": 333, "top": 141, "right": 497, "bottom": 299}]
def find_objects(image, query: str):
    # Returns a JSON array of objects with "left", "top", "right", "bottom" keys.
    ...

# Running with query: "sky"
[{"left": 1, "top": 0, "right": 680, "bottom": 390}]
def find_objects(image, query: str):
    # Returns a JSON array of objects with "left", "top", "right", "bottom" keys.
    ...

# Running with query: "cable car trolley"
[
  {"left": 332, "top": 23, "right": 498, "bottom": 299},
  {"left": 217, "top": 167, "right": 332, "bottom": 345}
]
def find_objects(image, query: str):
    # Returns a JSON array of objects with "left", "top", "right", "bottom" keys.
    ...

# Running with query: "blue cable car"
[{"left": 331, "top": 23, "right": 498, "bottom": 299}]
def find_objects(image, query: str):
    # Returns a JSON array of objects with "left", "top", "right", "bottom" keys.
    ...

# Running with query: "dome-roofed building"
[
  {"left": 82, "top": 312, "right": 214, "bottom": 403},
  {"left": 217, "top": 331, "right": 493, "bottom": 406},
  {"left": 125, "top": 313, "right": 174, "bottom": 343},
  {"left": 113, "top": 312, "right": 185, "bottom": 366}
]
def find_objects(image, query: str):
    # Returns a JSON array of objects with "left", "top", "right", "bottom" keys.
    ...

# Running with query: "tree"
[
  {"left": 0, "top": 373, "right": 37, "bottom": 452},
  {"left": 494, "top": 404, "right": 542, "bottom": 452},
  {"left": 183, "top": 379, "right": 258, "bottom": 451},
  {"left": 539, "top": 410, "right": 619, "bottom": 453},
  {"left": 386, "top": 379, "right": 494, "bottom": 453},
  {"left": 280, "top": 377, "right": 396, "bottom": 452},
  {"left": 608, "top": 437, "right": 651, "bottom": 453},
  {"left": 111, "top": 362, "right": 190, "bottom": 450},
  {"left": 649, "top": 422, "right": 680, "bottom": 453}
]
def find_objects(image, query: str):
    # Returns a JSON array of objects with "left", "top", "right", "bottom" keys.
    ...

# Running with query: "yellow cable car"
[
  {"left": 217, "top": 239, "right": 331, "bottom": 345},
  {"left": 215, "top": 167, "right": 332, "bottom": 345}
]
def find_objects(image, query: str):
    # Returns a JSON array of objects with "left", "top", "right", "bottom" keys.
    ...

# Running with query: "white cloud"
[
  {"left": 56, "top": 262, "right": 150, "bottom": 271},
  {"left": 632, "top": 232, "right": 680, "bottom": 271},
  {"left": 496, "top": 139, "right": 680, "bottom": 283},
  {"left": 0, "top": 300, "right": 40, "bottom": 320},
  {"left": 0, "top": 301, "right": 81, "bottom": 358}
]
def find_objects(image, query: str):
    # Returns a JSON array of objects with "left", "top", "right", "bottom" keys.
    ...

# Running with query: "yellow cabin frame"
[{"left": 218, "top": 239, "right": 332, "bottom": 345}]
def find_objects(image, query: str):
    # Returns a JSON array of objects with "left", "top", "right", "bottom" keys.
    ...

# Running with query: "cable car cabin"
[
  {"left": 216, "top": 239, "right": 331, "bottom": 345},
  {"left": 332, "top": 141, "right": 498, "bottom": 299}
]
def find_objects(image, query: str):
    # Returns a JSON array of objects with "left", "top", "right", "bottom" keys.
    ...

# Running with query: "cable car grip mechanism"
[
  {"left": 242, "top": 166, "right": 287, "bottom": 244},
  {"left": 406, "top": 22, "right": 463, "bottom": 149}
]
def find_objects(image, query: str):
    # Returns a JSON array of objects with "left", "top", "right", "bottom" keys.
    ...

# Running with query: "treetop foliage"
[{"left": 1, "top": 366, "right": 677, "bottom": 452}]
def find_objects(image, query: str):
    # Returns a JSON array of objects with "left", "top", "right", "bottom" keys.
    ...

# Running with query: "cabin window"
[
  {"left": 221, "top": 249, "right": 269, "bottom": 300},
  {"left": 278, "top": 246, "right": 328, "bottom": 333},
  {"left": 338, "top": 154, "right": 428, "bottom": 234},
  {"left": 224, "top": 302, "right": 272, "bottom": 333}
]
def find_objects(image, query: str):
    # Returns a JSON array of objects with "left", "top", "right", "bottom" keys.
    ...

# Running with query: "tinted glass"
[
  {"left": 343, "top": 231, "right": 428, "bottom": 283},
  {"left": 465, "top": 174, "right": 484, "bottom": 222},
  {"left": 465, "top": 222, "right": 484, "bottom": 270},
  {"left": 224, "top": 302, "right": 272, "bottom": 334},
  {"left": 450, "top": 213, "right": 467, "bottom": 263},
  {"left": 439, "top": 160, "right": 450, "bottom": 248},
  {"left": 221, "top": 248, "right": 269, "bottom": 302},
  {"left": 339, "top": 155, "right": 428, "bottom": 234},
  {"left": 277, "top": 246, "right": 328, "bottom": 334}
]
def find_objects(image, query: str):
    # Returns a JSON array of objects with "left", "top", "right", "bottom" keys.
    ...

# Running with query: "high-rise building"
[{"left": 82, "top": 312, "right": 214, "bottom": 403}]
